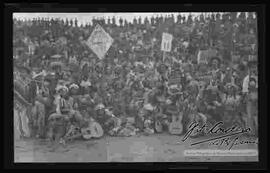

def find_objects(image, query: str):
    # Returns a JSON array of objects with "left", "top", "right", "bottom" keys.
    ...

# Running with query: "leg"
[
  {"left": 253, "top": 115, "right": 258, "bottom": 136},
  {"left": 246, "top": 102, "right": 255, "bottom": 135},
  {"left": 36, "top": 102, "right": 46, "bottom": 138}
]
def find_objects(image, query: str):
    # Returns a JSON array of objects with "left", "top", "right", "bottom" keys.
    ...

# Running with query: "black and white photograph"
[{"left": 12, "top": 11, "right": 259, "bottom": 163}]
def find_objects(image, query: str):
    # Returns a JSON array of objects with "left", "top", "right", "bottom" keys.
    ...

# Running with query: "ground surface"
[{"left": 14, "top": 134, "right": 258, "bottom": 162}]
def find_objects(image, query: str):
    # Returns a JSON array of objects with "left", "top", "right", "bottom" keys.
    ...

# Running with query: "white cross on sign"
[
  {"left": 161, "top": 32, "right": 173, "bottom": 52},
  {"left": 86, "top": 24, "right": 114, "bottom": 59}
]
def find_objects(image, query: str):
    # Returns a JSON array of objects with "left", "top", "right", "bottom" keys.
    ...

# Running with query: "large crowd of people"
[{"left": 13, "top": 12, "right": 258, "bottom": 144}]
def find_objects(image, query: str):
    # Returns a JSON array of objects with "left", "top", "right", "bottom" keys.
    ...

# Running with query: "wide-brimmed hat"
[
  {"left": 95, "top": 103, "right": 105, "bottom": 110},
  {"left": 69, "top": 83, "right": 79, "bottom": 90},
  {"left": 80, "top": 80, "right": 91, "bottom": 88},
  {"left": 143, "top": 103, "right": 155, "bottom": 111},
  {"left": 55, "top": 85, "right": 69, "bottom": 92}
]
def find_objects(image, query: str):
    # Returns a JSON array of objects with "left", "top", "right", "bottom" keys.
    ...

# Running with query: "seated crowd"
[{"left": 13, "top": 12, "right": 258, "bottom": 142}]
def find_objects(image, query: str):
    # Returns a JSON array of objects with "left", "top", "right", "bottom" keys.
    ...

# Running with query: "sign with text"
[
  {"left": 161, "top": 32, "right": 173, "bottom": 52},
  {"left": 86, "top": 24, "right": 114, "bottom": 59}
]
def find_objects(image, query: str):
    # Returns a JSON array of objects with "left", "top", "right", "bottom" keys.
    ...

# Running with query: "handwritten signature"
[
  {"left": 209, "top": 136, "right": 258, "bottom": 150},
  {"left": 181, "top": 121, "right": 257, "bottom": 150}
]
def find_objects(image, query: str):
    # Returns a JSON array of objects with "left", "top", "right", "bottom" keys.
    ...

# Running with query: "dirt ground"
[{"left": 14, "top": 134, "right": 258, "bottom": 162}]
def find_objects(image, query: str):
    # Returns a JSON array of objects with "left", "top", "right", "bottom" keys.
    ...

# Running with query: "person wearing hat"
[
  {"left": 94, "top": 103, "right": 107, "bottom": 127},
  {"left": 244, "top": 77, "right": 258, "bottom": 136},
  {"left": 242, "top": 66, "right": 258, "bottom": 95},
  {"left": 80, "top": 75, "right": 92, "bottom": 94},
  {"left": 203, "top": 81, "right": 223, "bottom": 124},
  {"left": 55, "top": 83, "right": 84, "bottom": 127},
  {"left": 54, "top": 84, "right": 69, "bottom": 114},
  {"left": 78, "top": 83, "right": 97, "bottom": 118},
  {"left": 209, "top": 56, "right": 222, "bottom": 81},
  {"left": 67, "top": 83, "right": 83, "bottom": 120},
  {"left": 221, "top": 82, "right": 241, "bottom": 127}
]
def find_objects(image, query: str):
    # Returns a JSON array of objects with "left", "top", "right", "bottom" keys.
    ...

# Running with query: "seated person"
[
  {"left": 94, "top": 103, "right": 111, "bottom": 132},
  {"left": 54, "top": 85, "right": 83, "bottom": 127}
]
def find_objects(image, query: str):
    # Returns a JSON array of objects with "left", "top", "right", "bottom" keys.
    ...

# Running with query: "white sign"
[
  {"left": 197, "top": 49, "right": 217, "bottom": 64},
  {"left": 161, "top": 32, "right": 173, "bottom": 52},
  {"left": 86, "top": 24, "right": 114, "bottom": 59}
]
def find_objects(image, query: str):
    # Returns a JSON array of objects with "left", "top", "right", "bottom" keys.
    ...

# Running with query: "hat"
[
  {"left": 143, "top": 103, "right": 155, "bottom": 111},
  {"left": 55, "top": 85, "right": 69, "bottom": 92},
  {"left": 80, "top": 80, "right": 91, "bottom": 88},
  {"left": 69, "top": 83, "right": 79, "bottom": 90},
  {"left": 95, "top": 103, "right": 105, "bottom": 110},
  {"left": 206, "top": 84, "right": 218, "bottom": 91},
  {"left": 225, "top": 83, "right": 239, "bottom": 90}
]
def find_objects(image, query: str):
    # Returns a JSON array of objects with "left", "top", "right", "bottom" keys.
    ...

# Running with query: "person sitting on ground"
[
  {"left": 94, "top": 103, "right": 110, "bottom": 132},
  {"left": 67, "top": 83, "right": 84, "bottom": 127}
]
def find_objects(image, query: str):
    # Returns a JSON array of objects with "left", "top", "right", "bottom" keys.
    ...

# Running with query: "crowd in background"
[{"left": 13, "top": 12, "right": 258, "bottom": 141}]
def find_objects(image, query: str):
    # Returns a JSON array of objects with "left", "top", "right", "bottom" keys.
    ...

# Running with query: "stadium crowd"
[{"left": 13, "top": 12, "right": 258, "bottom": 143}]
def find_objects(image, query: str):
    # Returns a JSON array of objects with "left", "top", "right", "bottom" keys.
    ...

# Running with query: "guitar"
[
  {"left": 169, "top": 112, "right": 183, "bottom": 135},
  {"left": 81, "top": 121, "right": 104, "bottom": 140}
]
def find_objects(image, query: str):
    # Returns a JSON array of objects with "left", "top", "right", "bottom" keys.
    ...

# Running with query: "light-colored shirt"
[{"left": 242, "top": 75, "right": 258, "bottom": 93}]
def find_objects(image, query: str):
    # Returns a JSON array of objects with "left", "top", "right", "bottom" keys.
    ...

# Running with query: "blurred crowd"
[{"left": 13, "top": 12, "right": 258, "bottom": 142}]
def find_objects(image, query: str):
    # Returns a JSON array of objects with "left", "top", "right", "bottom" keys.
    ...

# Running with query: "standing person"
[
  {"left": 203, "top": 83, "right": 223, "bottom": 124},
  {"left": 245, "top": 77, "right": 258, "bottom": 136},
  {"left": 32, "top": 76, "right": 52, "bottom": 138},
  {"left": 54, "top": 85, "right": 70, "bottom": 115},
  {"left": 221, "top": 83, "right": 241, "bottom": 127},
  {"left": 40, "top": 77, "right": 56, "bottom": 134},
  {"left": 54, "top": 65, "right": 64, "bottom": 81},
  {"left": 241, "top": 64, "right": 257, "bottom": 131}
]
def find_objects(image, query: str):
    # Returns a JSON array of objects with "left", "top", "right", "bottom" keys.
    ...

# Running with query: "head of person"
[
  {"left": 95, "top": 104, "right": 105, "bottom": 115},
  {"left": 211, "top": 57, "right": 221, "bottom": 69},
  {"left": 57, "top": 86, "right": 69, "bottom": 97},
  {"left": 249, "top": 78, "right": 257, "bottom": 90}
]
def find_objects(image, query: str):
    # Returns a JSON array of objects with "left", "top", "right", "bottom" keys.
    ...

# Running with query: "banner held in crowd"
[
  {"left": 161, "top": 32, "right": 173, "bottom": 52},
  {"left": 86, "top": 24, "right": 114, "bottom": 59}
]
